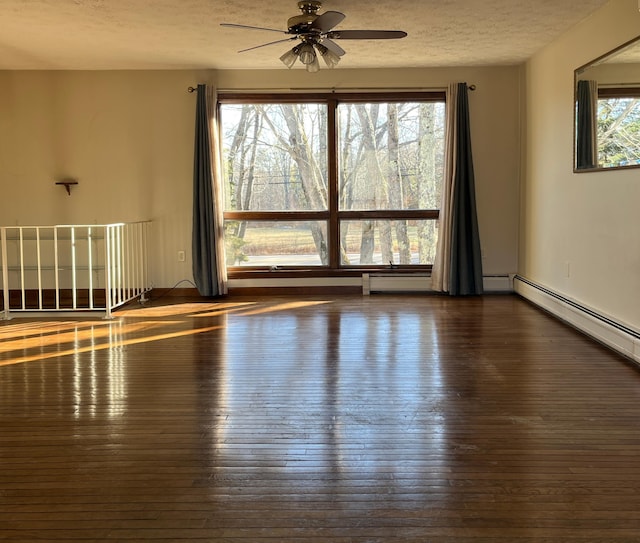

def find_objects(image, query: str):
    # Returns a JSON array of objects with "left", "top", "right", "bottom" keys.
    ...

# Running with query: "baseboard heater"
[
  {"left": 363, "top": 273, "right": 513, "bottom": 295},
  {"left": 514, "top": 275, "right": 640, "bottom": 365},
  {"left": 362, "top": 273, "right": 431, "bottom": 295},
  {"left": 227, "top": 274, "right": 513, "bottom": 295}
]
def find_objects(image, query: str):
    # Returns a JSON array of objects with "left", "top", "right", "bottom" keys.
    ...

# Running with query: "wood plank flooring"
[{"left": 1, "top": 294, "right": 640, "bottom": 542}]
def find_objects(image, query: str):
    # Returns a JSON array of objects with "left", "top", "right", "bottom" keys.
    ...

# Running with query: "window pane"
[
  {"left": 340, "top": 220, "right": 438, "bottom": 266},
  {"left": 338, "top": 102, "right": 445, "bottom": 211},
  {"left": 225, "top": 220, "right": 328, "bottom": 267},
  {"left": 598, "top": 97, "right": 640, "bottom": 167},
  {"left": 220, "top": 103, "right": 328, "bottom": 211}
]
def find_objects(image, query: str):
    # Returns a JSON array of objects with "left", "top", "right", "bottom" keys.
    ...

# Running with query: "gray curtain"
[
  {"left": 192, "top": 84, "right": 226, "bottom": 297},
  {"left": 576, "top": 79, "right": 598, "bottom": 169},
  {"left": 432, "top": 82, "right": 483, "bottom": 296},
  {"left": 449, "top": 83, "right": 483, "bottom": 295}
]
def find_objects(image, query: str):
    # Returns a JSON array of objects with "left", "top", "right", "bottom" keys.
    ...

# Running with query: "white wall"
[
  {"left": 0, "top": 70, "right": 212, "bottom": 288},
  {"left": 522, "top": 0, "right": 640, "bottom": 330},
  {"left": 1, "top": 65, "right": 521, "bottom": 289}
]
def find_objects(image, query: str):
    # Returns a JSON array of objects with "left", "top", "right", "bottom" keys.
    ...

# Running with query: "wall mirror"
[{"left": 575, "top": 35, "right": 640, "bottom": 171}]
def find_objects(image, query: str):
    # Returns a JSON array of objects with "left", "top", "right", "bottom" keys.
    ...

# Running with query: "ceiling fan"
[{"left": 220, "top": 0, "right": 407, "bottom": 72}]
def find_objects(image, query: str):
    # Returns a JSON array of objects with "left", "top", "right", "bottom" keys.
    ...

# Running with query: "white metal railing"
[{"left": 1, "top": 221, "right": 151, "bottom": 319}]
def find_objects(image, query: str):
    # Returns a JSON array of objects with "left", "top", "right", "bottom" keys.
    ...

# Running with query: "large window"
[{"left": 218, "top": 93, "right": 445, "bottom": 274}]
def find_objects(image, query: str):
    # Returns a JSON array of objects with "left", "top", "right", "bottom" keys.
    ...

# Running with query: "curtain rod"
[{"left": 188, "top": 84, "right": 476, "bottom": 93}]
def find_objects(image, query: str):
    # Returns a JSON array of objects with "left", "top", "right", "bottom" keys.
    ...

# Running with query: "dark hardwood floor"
[{"left": 1, "top": 294, "right": 640, "bottom": 542}]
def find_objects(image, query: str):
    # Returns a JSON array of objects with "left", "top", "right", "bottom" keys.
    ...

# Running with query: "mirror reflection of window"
[
  {"left": 574, "top": 35, "right": 640, "bottom": 172},
  {"left": 597, "top": 87, "right": 640, "bottom": 168}
]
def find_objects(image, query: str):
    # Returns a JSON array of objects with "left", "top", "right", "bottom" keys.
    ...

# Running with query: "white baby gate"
[{"left": 1, "top": 221, "right": 151, "bottom": 319}]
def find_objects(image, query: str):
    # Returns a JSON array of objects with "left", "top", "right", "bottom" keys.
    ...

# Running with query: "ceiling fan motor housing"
[{"left": 288, "top": 0, "right": 323, "bottom": 33}]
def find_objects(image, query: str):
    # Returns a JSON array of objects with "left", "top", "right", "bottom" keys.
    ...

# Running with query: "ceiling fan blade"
[
  {"left": 238, "top": 37, "right": 297, "bottom": 53},
  {"left": 322, "top": 38, "right": 346, "bottom": 57},
  {"left": 327, "top": 30, "right": 408, "bottom": 40},
  {"left": 221, "top": 23, "right": 287, "bottom": 34},
  {"left": 310, "top": 11, "right": 346, "bottom": 33}
]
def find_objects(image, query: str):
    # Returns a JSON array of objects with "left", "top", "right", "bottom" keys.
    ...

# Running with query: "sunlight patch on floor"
[{"left": 0, "top": 299, "right": 333, "bottom": 366}]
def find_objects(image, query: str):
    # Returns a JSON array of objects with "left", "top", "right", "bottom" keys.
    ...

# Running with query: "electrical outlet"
[{"left": 177, "top": 250, "right": 185, "bottom": 262}]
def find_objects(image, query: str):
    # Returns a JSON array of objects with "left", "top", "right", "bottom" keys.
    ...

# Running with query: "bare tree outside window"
[{"left": 598, "top": 97, "right": 640, "bottom": 168}]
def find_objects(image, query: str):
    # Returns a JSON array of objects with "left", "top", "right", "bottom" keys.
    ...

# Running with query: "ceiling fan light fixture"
[
  {"left": 306, "top": 51, "right": 321, "bottom": 72},
  {"left": 316, "top": 43, "right": 340, "bottom": 68},
  {"left": 280, "top": 46, "right": 299, "bottom": 68},
  {"left": 298, "top": 42, "right": 317, "bottom": 65}
]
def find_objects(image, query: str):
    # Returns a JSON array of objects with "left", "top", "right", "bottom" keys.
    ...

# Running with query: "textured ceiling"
[{"left": 0, "top": 0, "right": 610, "bottom": 70}]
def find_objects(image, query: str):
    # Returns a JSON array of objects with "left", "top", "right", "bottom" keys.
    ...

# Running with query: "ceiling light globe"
[
  {"left": 298, "top": 43, "right": 316, "bottom": 65},
  {"left": 316, "top": 43, "right": 340, "bottom": 69},
  {"left": 306, "top": 53, "right": 320, "bottom": 72},
  {"left": 280, "top": 46, "right": 299, "bottom": 69}
]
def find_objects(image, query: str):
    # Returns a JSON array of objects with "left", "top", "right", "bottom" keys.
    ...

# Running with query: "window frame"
[
  {"left": 598, "top": 87, "right": 640, "bottom": 99},
  {"left": 218, "top": 91, "right": 446, "bottom": 277}
]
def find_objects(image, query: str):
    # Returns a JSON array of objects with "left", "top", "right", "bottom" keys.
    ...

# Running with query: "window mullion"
[
  {"left": 223, "top": 211, "right": 328, "bottom": 221},
  {"left": 338, "top": 210, "right": 440, "bottom": 221}
]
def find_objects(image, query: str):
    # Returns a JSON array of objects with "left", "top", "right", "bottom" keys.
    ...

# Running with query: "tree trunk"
[
  {"left": 418, "top": 103, "right": 438, "bottom": 263},
  {"left": 279, "top": 105, "right": 329, "bottom": 263},
  {"left": 354, "top": 104, "right": 387, "bottom": 264},
  {"left": 387, "top": 104, "right": 411, "bottom": 264},
  {"left": 225, "top": 106, "right": 250, "bottom": 211},
  {"left": 238, "top": 113, "right": 262, "bottom": 239}
]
